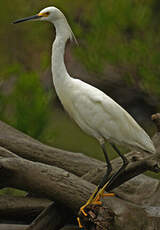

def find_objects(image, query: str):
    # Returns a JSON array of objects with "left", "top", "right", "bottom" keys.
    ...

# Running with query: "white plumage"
[
  {"left": 61, "top": 79, "right": 155, "bottom": 153},
  {"left": 13, "top": 6, "right": 155, "bottom": 154},
  {"left": 14, "top": 6, "right": 156, "bottom": 227},
  {"left": 44, "top": 6, "right": 155, "bottom": 154}
]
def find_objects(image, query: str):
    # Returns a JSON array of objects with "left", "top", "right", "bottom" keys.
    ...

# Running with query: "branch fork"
[{"left": 0, "top": 114, "right": 160, "bottom": 229}]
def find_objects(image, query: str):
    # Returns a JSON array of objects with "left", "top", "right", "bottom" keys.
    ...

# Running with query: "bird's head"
[
  {"left": 13, "top": 6, "right": 65, "bottom": 24},
  {"left": 13, "top": 6, "right": 77, "bottom": 43}
]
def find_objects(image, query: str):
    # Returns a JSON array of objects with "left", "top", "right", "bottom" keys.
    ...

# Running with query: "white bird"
[{"left": 13, "top": 6, "right": 156, "bottom": 228}]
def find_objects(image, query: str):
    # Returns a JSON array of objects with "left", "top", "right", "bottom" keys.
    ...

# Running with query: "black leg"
[
  {"left": 99, "top": 143, "right": 112, "bottom": 188},
  {"left": 92, "top": 143, "right": 112, "bottom": 199},
  {"left": 105, "top": 143, "right": 128, "bottom": 191},
  {"left": 77, "top": 144, "right": 114, "bottom": 228}
]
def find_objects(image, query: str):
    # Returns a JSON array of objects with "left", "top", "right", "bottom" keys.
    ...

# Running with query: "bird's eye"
[{"left": 41, "top": 12, "right": 50, "bottom": 17}]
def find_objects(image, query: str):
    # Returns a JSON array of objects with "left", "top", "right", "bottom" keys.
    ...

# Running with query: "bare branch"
[
  {"left": 26, "top": 202, "right": 72, "bottom": 230},
  {"left": 0, "top": 224, "right": 27, "bottom": 230},
  {"left": 0, "top": 121, "right": 102, "bottom": 177},
  {"left": 0, "top": 118, "right": 160, "bottom": 207},
  {"left": 0, "top": 156, "right": 94, "bottom": 211},
  {"left": 152, "top": 113, "right": 160, "bottom": 132},
  {"left": 0, "top": 195, "right": 51, "bottom": 220},
  {"left": 0, "top": 154, "right": 160, "bottom": 229},
  {"left": 0, "top": 115, "right": 160, "bottom": 229}
]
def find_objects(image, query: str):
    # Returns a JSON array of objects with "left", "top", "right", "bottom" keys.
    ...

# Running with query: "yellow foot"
[
  {"left": 79, "top": 192, "right": 114, "bottom": 217},
  {"left": 77, "top": 185, "right": 115, "bottom": 228},
  {"left": 103, "top": 192, "right": 115, "bottom": 197},
  {"left": 91, "top": 200, "right": 102, "bottom": 205},
  {"left": 94, "top": 191, "right": 115, "bottom": 202},
  {"left": 80, "top": 203, "right": 89, "bottom": 216},
  {"left": 77, "top": 217, "right": 83, "bottom": 229},
  {"left": 78, "top": 199, "right": 102, "bottom": 229}
]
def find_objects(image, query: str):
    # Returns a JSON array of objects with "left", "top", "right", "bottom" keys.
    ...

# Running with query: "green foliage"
[
  {"left": 0, "top": 0, "right": 159, "bottom": 143},
  {"left": 10, "top": 71, "right": 51, "bottom": 139},
  {"left": 71, "top": 0, "right": 160, "bottom": 98},
  {"left": 0, "top": 63, "right": 51, "bottom": 140},
  {"left": 0, "top": 188, "right": 26, "bottom": 196},
  {"left": 0, "top": 0, "right": 160, "bottom": 155},
  {"left": 1, "top": 1, "right": 160, "bottom": 196},
  {"left": 1, "top": 0, "right": 160, "bottom": 98}
]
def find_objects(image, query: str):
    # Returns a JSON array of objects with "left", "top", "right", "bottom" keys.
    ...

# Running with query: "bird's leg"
[
  {"left": 90, "top": 143, "right": 114, "bottom": 202},
  {"left": 87, "top": 145, "right": 115, "bottom": 204},
  {"left": 78, "top": 143, "right": 113, "bottom": 217},
  {"left": 99, "top": 143, "right": 113, "bottom": 188},
  {"left": 77, "top": 143, "right": 114, "bottom": 228},
  {"left": 95, "top": 144, "right": 129, "bottom": 199}
]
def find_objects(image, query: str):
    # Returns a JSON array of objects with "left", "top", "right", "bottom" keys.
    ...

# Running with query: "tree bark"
[
  {"left": 0, "top": 114, "right": 160, "bottom": 229},
  {"left": 0, "top": 121, "right": 101, "bottom": 177},
  {"left": 26, "top": 202, "right": 72, "bottom": 230},
  {"left": 0, "top": 150, "right": 160, "bottom": 229},
  {"left": 0, "top": 224, "right": 28, "bottom": 230},
  {"left": 0, "top": 120, "right": 159, "bottom": 197},
  {"left": 0, "top": 195, "right": 51, "bottom": 221}
]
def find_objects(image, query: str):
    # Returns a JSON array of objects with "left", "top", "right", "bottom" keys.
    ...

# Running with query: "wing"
[
  {"left": 71, "top": 80, "right": 155, "bottom": 153},
  {"left": 71, "top": 80, "right": 124, "bottom": 140}
]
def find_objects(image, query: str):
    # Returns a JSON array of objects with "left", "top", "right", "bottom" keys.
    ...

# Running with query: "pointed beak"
[{"left": 13, "top": 14, "right": 42, "bottom": 24}]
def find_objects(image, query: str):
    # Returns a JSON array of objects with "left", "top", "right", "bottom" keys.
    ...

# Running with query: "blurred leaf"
[{"left": 10, "top": 72, "right": 51, "bottom": 139}]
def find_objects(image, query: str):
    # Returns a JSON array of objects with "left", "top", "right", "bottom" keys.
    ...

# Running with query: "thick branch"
[
  {"left": 26, "top": 202, "right": 72, "bottom": 230},
  {"left": 0, "top": 155, "right": 160, "bottom": 230},
  {"left": 0, "top": 224, "right": 27, "bottom": 230},
  {"left": 0, "top": 121, "right": 102, "bottom": 176},
  {"left": 0, "top": 115, "right": 160, "bottom": 229},
  {"left": 0, "top": 156, "right": 94, "bottom": 211},
  {"left": 82, "top": 150, "right": 160, "bottom": 193},
  {"left": 0, "top": 195, "right": 74, "bottom": 230},
  {"left": 0, "top": 119, "right": 160, "bottom": 207},
  {"left": 0, "top": 195, "right": 51, "bottom": 221}
]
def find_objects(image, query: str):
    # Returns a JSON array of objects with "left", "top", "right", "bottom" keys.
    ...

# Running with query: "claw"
[
  {"left": 77, "top": 217, "right": 83, "bottom": 228},
  {"left": 103, "top": 193, "right": 115, "bottom": 197},
  {"left": 80, "top": 206, "right": 88, "bottom": 216},
  {"left": 91, "top": 200, "right": 102, "bottom": 205},
  {"left": 77, "top": 186, "right": 114, "bottom": 229},
  {"left": 93, "top": 190, "right": 115, "bottom": 204}
]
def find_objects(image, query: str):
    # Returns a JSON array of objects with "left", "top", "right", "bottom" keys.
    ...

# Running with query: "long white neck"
[{"left": 51, "top": 17, "right": 73, "bottom": 85}]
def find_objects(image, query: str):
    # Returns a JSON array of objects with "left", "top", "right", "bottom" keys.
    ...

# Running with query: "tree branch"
[
  {"left": 0, "top": 114, "right": 160, "bottom": 229},
  {"left": 0, "top": 156, "right": 94, "bottom": 211},
  {"left": 0, "top": 121, "right": 102, "bottom": 177},
  {"left": 26, "top": 202, "right": 72, "bottom": 230},
  {"left": 0, "top": 152, "right": 160, "bottom": 229},
  {"left": 0, "top": 195, "right": 51, "bottom": 221},
  {"left": 0, "top": 224, "right": 27, "bottom": 230},
  {"left": 0, "top": 119, "right": 159, "bottom": 196}
]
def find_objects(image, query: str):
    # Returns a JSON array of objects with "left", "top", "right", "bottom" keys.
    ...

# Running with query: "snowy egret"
[{"left": 13, "top": 6, "right": 156, "bottom": 228}]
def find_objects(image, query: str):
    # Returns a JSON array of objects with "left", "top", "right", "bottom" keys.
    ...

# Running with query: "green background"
[{"left": 0, "top": 0, "right": 160, "bottom": 174}]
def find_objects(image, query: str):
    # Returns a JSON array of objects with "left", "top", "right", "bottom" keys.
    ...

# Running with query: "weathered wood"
[
  {"left": 152, "top": 113, "right": 160, "bottom": 132},
  {"left": 0, "top": 115, "right": 160, "bottom": 229},
  {"left": 81, "top": 150, "right": 160, "bottom": 195},
  {"left": 113, "top": 174, "right": 160, "bottom": 206},
  {"left": 0, "top": 195, "right": 51, "bottom": 220},
  {"left": 26, "top": 202, "right": 72, "bottom": 230},
  {"left": 0, "top": 154, "right": 160, "bottom": 229},
  {"left": 0, "top": 224, "right": 27, "bottom": 230},
  {"left": 1, "top": 141, "right": 160, "bottom": 208},
  {"left": 0, "top": 120, "right": 159, "bottom": 201},
  {"left": 0, "top": 156, "right": 94, "bottom": 211},
  {"left": 60, "top": 226, "right": 79, "bottom": 230},
  {"left": 0, "top": 224, "right": 79, "bottom": 230},
  {"left": 0, "top": 120, "right": 102, "bottom": 177},
  {"left": 0, "top": 146, "right": 19, "bottom": 158}
]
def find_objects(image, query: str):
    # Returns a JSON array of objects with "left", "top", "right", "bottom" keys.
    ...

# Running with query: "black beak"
[{"left": 13, "top": 14, "right": 42, "bottom": 24}]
